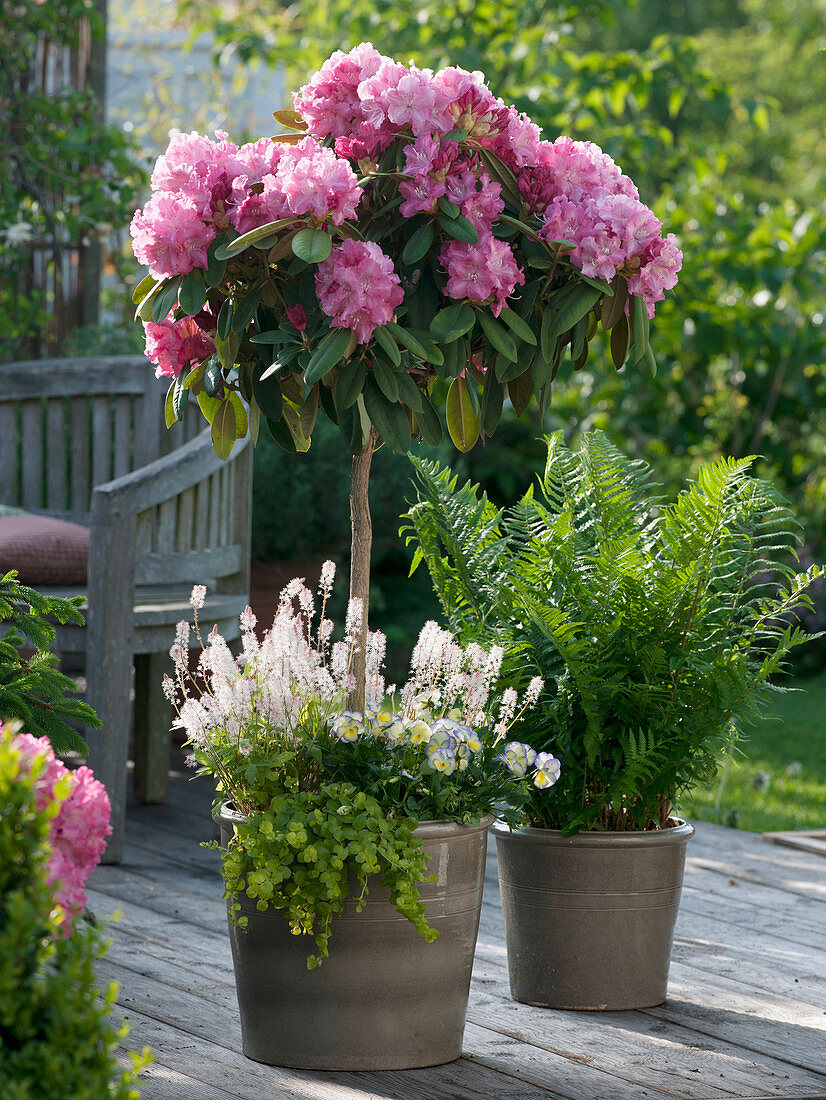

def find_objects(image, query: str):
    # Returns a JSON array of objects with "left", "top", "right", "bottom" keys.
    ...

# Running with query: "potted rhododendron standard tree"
[{"left": 130, "top": 43, "right": 682, "bottom": 709}]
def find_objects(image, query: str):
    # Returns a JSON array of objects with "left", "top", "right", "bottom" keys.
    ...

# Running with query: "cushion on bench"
[{"left": 0, "top": 514, "right": 89, "bottom": 585}]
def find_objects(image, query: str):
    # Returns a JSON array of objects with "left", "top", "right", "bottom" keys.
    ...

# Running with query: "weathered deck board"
[{"left": 90, "top": 759, "right": 826, "bottom": 1100}]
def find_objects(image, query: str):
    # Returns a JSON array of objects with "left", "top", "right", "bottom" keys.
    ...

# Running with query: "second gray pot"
[{"left": 494, "top": 820, "right": 694, "bottom": 1010}]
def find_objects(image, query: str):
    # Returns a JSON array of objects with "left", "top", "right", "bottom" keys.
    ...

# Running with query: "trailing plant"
[
  {"left": 402, "top": 431, "right": 823, "bottom": 832},
  {"left": 172, "top": 567, "right": 553, "bottom": 965},
  {"left": 0, "top": 572, "right": 100, "bottom": 755},
  {"left": 0, "top": 724, "right": 149, "bottom": 1098}
]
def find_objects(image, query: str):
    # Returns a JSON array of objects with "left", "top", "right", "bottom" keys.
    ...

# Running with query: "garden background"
[{"left": 4, "top": 0, "right": 825, "bottom": 831}]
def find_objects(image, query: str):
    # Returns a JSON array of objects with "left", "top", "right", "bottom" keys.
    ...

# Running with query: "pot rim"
[
  {"left": 492, "top": 817, "right": 695, "bottom": 847},
  {"left": 216, "top": 802, "right": 494, "bottom": 837}
]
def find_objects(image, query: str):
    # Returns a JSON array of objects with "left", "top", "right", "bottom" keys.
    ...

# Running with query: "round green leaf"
[{"left": 292, "top": 227, "right": 333, "bottom": 264}]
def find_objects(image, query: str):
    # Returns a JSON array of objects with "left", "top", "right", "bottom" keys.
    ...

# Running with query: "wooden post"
[{"left": 347, "top": 427, "right": 378, "bottom": 715}]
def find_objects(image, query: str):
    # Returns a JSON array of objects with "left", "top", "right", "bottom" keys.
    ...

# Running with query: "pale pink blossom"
[
  {"left": 130, "top": 192, "right": 215, "bottom": 280},
  {"left": 316, "top": 239, "right": 403, "bottom": 343},
  {"left": 143, "top": 314, "right": 213, "bottom": 380}
]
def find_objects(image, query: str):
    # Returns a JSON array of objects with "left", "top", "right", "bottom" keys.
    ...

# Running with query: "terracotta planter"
[
  {"left": 494, "top": 819, "right": 694, "bottom": 1010},
  {"left": 218, "top": 806, "right": 490, "bottom": 1069}
]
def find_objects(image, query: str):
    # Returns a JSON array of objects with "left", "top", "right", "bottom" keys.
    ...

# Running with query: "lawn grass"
[{"left": 681, "top": 668, "right": 826, "bottom": 833}]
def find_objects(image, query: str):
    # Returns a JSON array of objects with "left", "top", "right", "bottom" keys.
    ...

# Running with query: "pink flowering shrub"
[
  {"left": 12, "top": 731, "right": 111, "bottom": 934},
  {"left": 130, "top": 43, "right": 682, "bottom": 459}
]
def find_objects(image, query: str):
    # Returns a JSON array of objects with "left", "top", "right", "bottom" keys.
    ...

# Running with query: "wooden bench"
[{"left": 0, "top": 355, "right": 252, "bottom": 862}]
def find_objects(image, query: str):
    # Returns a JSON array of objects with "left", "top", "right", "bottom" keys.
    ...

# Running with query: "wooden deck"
[{"left": 89, "top": 753, "right": 826, "bottom": 1100}]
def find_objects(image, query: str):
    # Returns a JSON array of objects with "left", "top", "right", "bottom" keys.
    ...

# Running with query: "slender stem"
[{"left": 347, "top": 426, "right": 378, "bottom": 714}]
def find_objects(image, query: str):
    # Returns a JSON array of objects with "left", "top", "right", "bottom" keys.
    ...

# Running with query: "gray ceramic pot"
[
  {"left": 218, "top": 806, "right": 490, "bottom": 1069},
  {"left": 494, "top": 819, "right": 694, "bottom": 1010}
]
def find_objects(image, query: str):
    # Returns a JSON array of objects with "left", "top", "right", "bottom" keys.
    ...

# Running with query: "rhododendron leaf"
[
  {"left": 197, "top": 389, "right": 222, "bottom": 425},
  {"left": 601, "top": 275, "right": 629, "bottom": 331},
  {"left": 542, "top": 283, "right": 602, "bottom": 344},
  {"left": 164, "top": 382, "right": 177, "bottom": 429},
  {"left": 402, "top": 221, "right": 434, "bottom": 266},
  {"left": 248, "top": 395, "right": 260, "bottom": 445},
  {"left": 228, "top": 391, "right": 248, "bottom": 437},
  {"left": 371, "top": 358, "right": 400, "bottom": 403},
  {"left": 570, "top": 315, "right": 589, "bottom": 363},
  {"left": 216, "top": 219, "right": 298, "bottom": 260},
  {"left": 217, "top": 298, "right": 233, "bottom": 341},
  {"left": 205, "top": 239, "right": 228, "bottom": 288},
  {"left": 532, "top": 352, "right": 553, "bottom": 389},
  {"left": 440, "top": 337, "right": 466, "bottom": 379},
  {"left": 446, "top": 376, "right": 480, "bottom": 453},
  {"left": 477, "top": 148, "right": 523, "bottom": 210},
  {"left": 253, "top": 366, "right": 283, "bottom": 421},
  {"left": 437, "top": 197, "right": 460, "bottom": 220},
  {"left": 363, "top": 376, "right": 411, "bottom": 455},
  {"left": 318, "top": 378, "right": 338, "bottom": 425},
  {"left": 499, "top": 307, "right": 537, "bottom": 346},
  {"left": 444, "top": 128, "right": 468, "bottom": 143},
  {"left": 304, "top": 327, "right": 351, "bottom": 385},
  {"left": 267, "top": 414, "right": 297, "bottom": 453},
  {"left": 579, "top": 273, "right": 613, "bottom": 295},
  {"left": 184, "top": 361, "right": 205, "bottom": 392},
  {"left": 394, "top": 369, "right": 424, "bottom": 413},
  {"left": 415, "top": 393, "right": 443, "bottom": 447},
  {"left": 478, "top": 311, "right": 518, "bottom": 363},
  {"left": 385, "top": 322, "right": 428, "bottom": 362},
  {"left": 644, "top": 345, "right": 657, "bottom": 376},
  {"left": 430, "top": 303, "right": 475, "bottom": 343},
  {"left": 333, "top": 358, "right": 366, "bottom": 409},
  {"left": 216, "top": 329, "right": 240, "bottom": 372},
  {"left": 292, "top": 227, "right": 333, "bottom": 264},
  {"left": 481, "top": 373, "right": 504, "bottom": 436},
  {"left": 271, "top": 133, "right": 305, "bottom": 146},
  {"left": 151, "top": 276, "right": 181, "bottom": 323},
  {"left": 610, "top": 313, "right": 629, "bottom": 369},
  {"left": 272, "top": 109, "right": 307, "bottom": 131},
  {"left": 283, "top": 385, "right": 318, "bottom": 451},
  {"left": 573, "top": 341, "right": 590, "bottom": 372},
  {"left": 499, "top": 214, "right": 540, "bottom": 238},
  {"left": 494, "top": 353, "right": 528, "bottom": 383},
  {"left": 439, "top": 215, "right": 478, "bottom": 245},
  {"left": 232, "top": 284, "right": 263, "bottom": 334},
  {"left": 508, "top": 370, "right": 534, "bottom": 417},
  {"left": 131, "top": 272, "right": 156, "bottom": 305},
  {"left": 202, "top": 355, "right": 222, "bottom": 398},
  {"left": 406, "top": 328, "right": 444, "bottom": 366},
  {"left": 134, "top": 280, "right": 161, "bottom": 321},
  {"left": 337, "top": 400, "right": 367, "bottom": 454},
  {"left": 211, "top": 399, "right": 238, "bottom": 460},
  {"left": 172, "top": 376, "right": 190, "bottom": 423},
  {"left": 179, "top": 269, "right": 207, "bottom": 317},
  {"left": 629, "top": 294, "right": 650, "bottom": 365},
  {"left": 372, "top": 325, "right": 401, "bottom": 366}
]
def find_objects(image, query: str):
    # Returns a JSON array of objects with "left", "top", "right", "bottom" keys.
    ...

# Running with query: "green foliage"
[
  {"left": 0, "top": 727, "right": 149, "bottom": 1098},
  {"left": 402, "top": 432, "right": 823, "bottom": 832},
  {"left": 215, "top": 783, "right": 436, "bottom": 969},
  {"left": 1, "top": 0, "right": 145, "bottom": 359},
  {"left": 0, "top": 573, "right": 100, "bottom": 755}
]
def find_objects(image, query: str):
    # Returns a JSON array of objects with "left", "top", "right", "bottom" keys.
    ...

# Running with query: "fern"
[
  {"left": 406, "top": 434, "right": 821, "bottom": 832},
  {"left": 0, "top": 572, "right": 100, "bottom": 755}
]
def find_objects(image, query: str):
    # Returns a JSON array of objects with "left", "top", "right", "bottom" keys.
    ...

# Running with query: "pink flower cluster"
[
  {"left": 441, "top": 233, "right": 524, "bottom": 316},
  {"left": 316, "top": 239, "right": 404, "bottom": 343},
  {"left": 524, "top": 137, "right": 682, "bottom": 314},
  {"left": 144, "top": 312, "right": 214, "bottom": 379},
  {"left": 13, "top": 732, "right": 111, "bottom": 935}
]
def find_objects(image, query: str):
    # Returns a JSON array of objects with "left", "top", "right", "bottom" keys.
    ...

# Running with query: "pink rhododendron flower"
[
  {"left": 316, "top": 239, "right": 403, "bottom": 343},
  {"left": 144, "top": 313, "right": 214, "bottom": 379},
  {"left": 628, "top": 233, "right": 683, "bottom": 316},
  {"left": 229, "top": 173, "right": 291, "bottom": 235},
  {"left": 13, "top": 732, "right": 111, "bottom": 935},
  {"left": 130, "top": 192, "right": 215, "bottom": 280},
  {"left": 285, "top": 304, "right": 308, "bottom": 331},
  {"left": 441, "top": 232, "right": 524, "bottom": 316},
  {"left": 359, "top": 61, "right": 452, "bottom": 136},
  {"left": 274, "top": 137, "right": 362, "bottom": 225},
  {"left": 294, "top": 43, "right": 388, "bottom": 140}
]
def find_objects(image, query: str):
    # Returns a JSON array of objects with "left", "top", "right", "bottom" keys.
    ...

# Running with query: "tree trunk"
[{"left": 348, "top": 427, "right": 378, "bottom": 714}]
